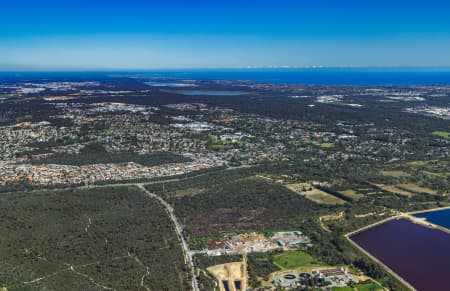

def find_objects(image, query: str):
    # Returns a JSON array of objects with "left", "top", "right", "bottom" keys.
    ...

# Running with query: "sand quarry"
[{"left": 207, "top": 258, "right": 247, "bottom": 291}]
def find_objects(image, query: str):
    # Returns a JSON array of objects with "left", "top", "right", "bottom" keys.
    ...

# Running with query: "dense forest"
[
  {"left": 0, "top": 186, "right": 190, "bottom": 290},
  {"left": 169, "top": 177, "right": 327, "bottom": 239}
]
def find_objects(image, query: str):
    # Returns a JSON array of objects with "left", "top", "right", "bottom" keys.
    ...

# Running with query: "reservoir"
[
  {"left": 350, "top": 218, "right": 450, "bottom": 290},
  {"left": 145, "top": 81, "right": 195, "bottom": 87},
  {"left": 413, "top": 208, "right": 450, "bottom": 229}
]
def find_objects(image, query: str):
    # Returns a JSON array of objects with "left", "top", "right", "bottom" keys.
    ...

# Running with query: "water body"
[
  {"left": 144, "top": 81, "right": 195, "bottom": 87},
  {"left": 414, "top": 208, "right": 450, "bottom": 229},
  {"left": 178, "top": 90, "right": 247, "bottom": 96},
  {"left": 3, "top": 69, "right": 450, "bottom": 86},
  {"left": 350, "top": 218, "right": 450, "bottom": 290},
  {"left": 222, "top": 281, "right": 230, "bottom": 291},
  {"left": 137, "top": 68, "right": 450, "bottom": 86}
]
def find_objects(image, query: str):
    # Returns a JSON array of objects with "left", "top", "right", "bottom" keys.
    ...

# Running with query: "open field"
[
  {"left": 354, "top": 282, "right": 384, "bottom": 291},
  {"left": 386, "top": 159, "right": 450, "bottom": 195},
  {"left": 406, "top": 160, "right": 430, "bottom": 166},
  {"left": 397, "top": 183, "right": 438, "bottom": 195},
  {"left": 302, "top": 188, "right": 347, "bottom": 205},
  {"left": 284, "top": 182, "right": 312, "bottom": 193},
  {"left": 320, "top": 143, "right": 334, "bottom": 148},
  {"left": 372, "top": 182, "right": 439, "bottom": 196},
  {"left": 422, "top": 170, "right": 448, "bottom": 178},
  {"left": 339, "top": 190, "right": 364, "bottom": 200},
  {"left": 433, "top": 131, "right": 450, "bottom": 139},
  {"left": 332, "top": 281, "right": 384, "bottom": 291},
  {"left": 333, "top": 287, "right": 353, "bottom": 291},
  {"left": 405, "top": 159, "right": 449, "bottom": 172},
  {"left": 285, "top": 183, "right": 346, "bottom": 204},
  {"left": 372, "top": 184, "right": 413, "bottom": 197},
  {"left": 171, "top": 187, "right": 205, "bottom": 198},
  {"left": 274, "top": 251, "right": 319, "bottom": 269},
  {"left": 0, "top": 187, "right": 189, "bottom": 290},
  {"left": 380, "top": 171, "right": 411, "bottom": 178}
]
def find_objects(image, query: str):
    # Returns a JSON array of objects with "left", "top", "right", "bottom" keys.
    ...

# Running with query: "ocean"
[
  {"left": 139, "top": 68, "right": 450, "bottom": 86},
  {"left": 3, "top": 68, "right": 450, "bottom": 86}
]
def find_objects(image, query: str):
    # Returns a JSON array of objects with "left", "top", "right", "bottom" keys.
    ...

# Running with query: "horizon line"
[{"left": 2, "top": 66, "right": 450, "bottom": 73}]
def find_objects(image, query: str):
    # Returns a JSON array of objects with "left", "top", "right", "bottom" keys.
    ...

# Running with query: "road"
[
  {"left": 4, "top": 165, "right": 253, "bottom": 291},
  {"left": 137, "top": 184, "right": 199, "bottom": 291},
  {"left": 0, "top": 165, "right": 252, "bottom": 196}
]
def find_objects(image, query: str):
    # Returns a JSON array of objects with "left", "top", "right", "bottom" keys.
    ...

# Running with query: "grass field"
[
  {"left": 332, "top": 287, "right": 353, "bottom": 291},
  {"left": 372, "top": 184, "right": 413, "bottom": 197},
  {"left": 433, "top": 131, "right": 450, "bottom": 140},
  {"left": 339, "top": 189, "right": 364, "bottom": 200},
  {"left": 381, "top": 170, "right": 411, "bottom": 178},
  {"left": 397, "top": 183, "right": 438, "bottom": 195},
  {"left": 274, "top": 251, "right": 318, "bottom": 269},
  {"left": 332, "top": 282, "right": 383, "bottom": 291},
  {"left": 406, "top": 160, "right": 430, "bottom": 166},
  {"left": 405, "top": 159, "right": 449, "bottom": 176},
  {"left": 354, "top": 282, "right": 384, "bottom": 291},
  {"left": 422, "top": 170, "right": 448, "bottom": 178},
  {"left": 320, "top": 143, "right": 334, "bottom": 148}
]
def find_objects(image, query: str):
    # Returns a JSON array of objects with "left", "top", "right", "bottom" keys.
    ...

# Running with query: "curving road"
[{"left": 137, "top": 184, "right": 199, "bottom": 291}]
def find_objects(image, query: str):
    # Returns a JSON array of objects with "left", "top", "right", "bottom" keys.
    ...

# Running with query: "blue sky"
[{"left": 1, "top": 0, "right": 450, "bottom": 70}]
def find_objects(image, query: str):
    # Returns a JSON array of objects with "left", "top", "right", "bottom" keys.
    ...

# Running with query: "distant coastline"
[{"left": 2, "top": 68, "right": 450, "bottom": 86}]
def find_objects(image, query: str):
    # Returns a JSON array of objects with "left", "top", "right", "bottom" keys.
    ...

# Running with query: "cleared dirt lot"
[
  {"left": 285, "top": 183, "right": 346, "bottom": 205},
  {"left": 208, "top": 259, "right": 247, "bottom": 291}
]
